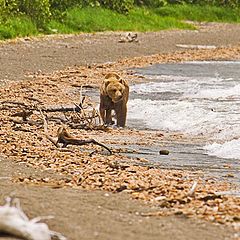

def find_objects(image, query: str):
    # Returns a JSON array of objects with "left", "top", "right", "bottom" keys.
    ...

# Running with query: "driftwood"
[
  {"left": 6, "top": 84, "right": 101, "bottom": 128},
  {"left": 214, "top": 191, "right": 240, "bottom": 197},
  {"left": 176, "top": 44, "right": 217, "bottom": 49},
  {"left": 56, "top": 126, "right": 112, "bottom": 154},
  {"left": 0, "top": 101, "right": 32, "bottom": 112},
  {"left": 11, "top": 110, "right": 33, "bottom": 121},
  {"left": 39, "top": 110, "right": 112, "bottom": 155},
  {"left": 42, "top": 104, "right": 83, "bottom": 113},
  {"left": 0, "top": 101, "right": 29, "bottom": 108},
  {"left": 0, "top": 197, "right": 66, "bottom": 240},
  {"left": 188, "top": 181, "right": 198, "bottom": 197},
  {"left": 8, "top": 102, "right": 101, "bottom": 129},
  {"left": 118, "top": 32, "right": 138, "bottom": 43},
  {"left": 7, "top": 104, "right": 84, "bottom": 114},
  {"left": 68, "top": 123, "right": 109, "bottom": 131},
  {"left": 3, "top": 86, "right": 101, "bottom": 130}
]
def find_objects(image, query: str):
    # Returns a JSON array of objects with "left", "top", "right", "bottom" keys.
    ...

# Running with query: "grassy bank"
[
  {"left": 47, "top": 7, "right": 194, "bottom": 34},
  {"left": 0, "top": 4, "right": 240, "bottom": 40},
  {"left": 155, "top": 4, "right": 240, "bottom": 23}
]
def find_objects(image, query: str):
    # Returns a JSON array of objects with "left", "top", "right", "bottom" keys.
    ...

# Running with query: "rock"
[{"left": 159, "top": 150, "right": 170, "bottom": 155}]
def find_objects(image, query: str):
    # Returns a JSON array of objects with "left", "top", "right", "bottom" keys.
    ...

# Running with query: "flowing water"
[{"left": 127, "top": 61, "right": 240, "bottom": 185}]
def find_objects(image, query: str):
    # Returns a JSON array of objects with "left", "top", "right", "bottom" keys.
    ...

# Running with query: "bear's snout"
[{"left": 112, "top": 91, "right": 123, "bottom": 102}]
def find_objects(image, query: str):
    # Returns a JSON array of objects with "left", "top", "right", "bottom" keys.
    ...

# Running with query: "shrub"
[
  {"left": 49, "top": 0, "right": 82, "bottom": 20},
  {"left": 99, "top": 0, "right": 134, "bottom": 13},
  {"left": 2, "top": 0, "right": 51, "bottom": 27},
  {"left": 135, "top": 0, "right": 167, "bottom": 7},
  {"left": 136, "top": 0, "right": 240, "bottom": 7}
]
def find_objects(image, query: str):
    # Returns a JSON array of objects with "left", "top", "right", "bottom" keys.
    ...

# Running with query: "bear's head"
[{"left": 103, "top": 73, "right": 126, "bottom": 103}]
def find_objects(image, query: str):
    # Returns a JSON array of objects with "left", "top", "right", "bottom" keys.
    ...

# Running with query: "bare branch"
[
  {"left": 11, "top": 110, "right": 33, "bottom": 121},
  {"left": 39, "top": 109, "right": 59, "bottom": 147},
  {"left": 56, "top": 126, "right": 112, "bottom": 154}
]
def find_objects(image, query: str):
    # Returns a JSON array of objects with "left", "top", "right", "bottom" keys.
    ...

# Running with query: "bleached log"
[
  {"left": 0, "top": 197, "right": 66, "bottom": 240},
  {"left": 214, "top": 191, "right": 240, "bottom": 197},
  {"left": 176, "top": 44, "right": 216, "bottom": 49},
  {"left": 188, "top": 181, "right": 198, "bottom": 196},
  {"left": 43, "top": 104, "right": 82, "bottom": 113}
]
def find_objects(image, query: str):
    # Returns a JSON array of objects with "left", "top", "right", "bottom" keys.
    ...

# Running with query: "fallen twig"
[{"left": 39, "top": 109, "right": 59, "bottom": 147}]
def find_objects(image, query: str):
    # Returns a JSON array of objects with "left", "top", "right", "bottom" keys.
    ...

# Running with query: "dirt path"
[{"left": 1, "top": 23, "right": 240, "bottom": 240}]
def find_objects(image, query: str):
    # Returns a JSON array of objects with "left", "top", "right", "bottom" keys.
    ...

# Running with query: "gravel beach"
[{"left": 1, "top": 22, "right": 240, "bottom": 240}]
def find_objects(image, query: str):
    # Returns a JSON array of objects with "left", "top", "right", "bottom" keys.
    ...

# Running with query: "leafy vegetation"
[
  {"left": 0, "top": 0, "right": 240, "bottom": 40},
  {"left": 155, "top": 4, "right": 240, "bottom": 22},
  {"left": 0, "top": 16, "right": 38, "bottom": 40},
  {"left": 47, "top": 7, "right": 194, "bottom": 34}
]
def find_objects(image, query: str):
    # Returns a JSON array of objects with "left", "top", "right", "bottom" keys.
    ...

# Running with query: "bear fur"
[{"left": 99, "top": 73, "right": 129, "bottom": 127}]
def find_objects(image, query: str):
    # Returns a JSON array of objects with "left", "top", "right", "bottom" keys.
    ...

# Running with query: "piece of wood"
[
  {"left": 56, "top": 126, "right": 112, "bottom": 154},
  {"left": 0, "top": 197, "right": 66, "bottom": 240},
  {"left": 43, "top": 104, "right": 82, "bottom": 113},
  {"left": 39, "top": 109, "right": 59, "bottom": 147},
  {"left": 11, "top": 110, "right": 33, "bottom": 121},
  {"left": 39, "top": 109, "right": 112, "bottom": 154},
  {"left": 176, "top": 44, "right": 217, "bottom": 49},
  {"left": 188, "top": 181, "right": 198, "bottom": 196}
]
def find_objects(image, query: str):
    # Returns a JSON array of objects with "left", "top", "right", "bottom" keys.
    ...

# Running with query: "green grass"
[
  {"left": 46, "top": 7, "right": 194, "bottom": 34},
  {"left": 1, "top": 4, "right": 240, "bottom": 40},
  {"left": 0, "top": 16, "right": 38, "bottom": 40},
  {"left": 155, "top": 4, "right": 240, "bottom": 23}
]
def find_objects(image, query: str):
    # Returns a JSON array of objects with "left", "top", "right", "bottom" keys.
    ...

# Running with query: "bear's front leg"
[{"left": 116, "top": 104, "right": 127, "bottom": 127}]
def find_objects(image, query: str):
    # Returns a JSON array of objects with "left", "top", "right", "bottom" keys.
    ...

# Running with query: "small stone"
[{"left": 159, "top": 150, "right": 170, "bottom": 155}]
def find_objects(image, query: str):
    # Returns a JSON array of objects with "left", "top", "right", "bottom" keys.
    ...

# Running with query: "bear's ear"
[
  {"left": 119, "top": 79, "right": 127, "bottom": 86},
  {"left": 105, "top": 72, "right": 120, "bottom": 80},
  {"left": 101, "top": 79, "right": 111, "bottom": 95},
  {"left": 104, "top": 79, "right": 111, "bottom": 88}
]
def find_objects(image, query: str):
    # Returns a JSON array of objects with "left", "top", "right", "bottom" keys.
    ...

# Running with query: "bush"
[
  {"left": 2, "top": 0, "right": 51, "bottom": 27},
  {"left": 171, "top": 0, "right": 240, "bottom": 7},
  {"left": 49, "top": 0, "right": 134, "bottom": 16},
  {"left": 100, "top": 0, "right": 134, "bottom": 13},
  {"left": 136, "top": 0, "right": 240, "bottom": 7},
  {"left": 49, "top": 0, "right": 82, "bottom": 19},
  {"left": 135, "top": 0, "right": 167, "bottom": 7}
]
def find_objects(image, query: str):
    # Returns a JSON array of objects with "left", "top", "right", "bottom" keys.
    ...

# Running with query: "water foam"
[
  {"left": 128, "top": 99, "right": 217, "bottom": 135},
  {"left": 129, "top": 62, "right": 240, "bottom": 159},
  {"left": 186, "top": 84, "right": 240, "bottom": 100},
  {"left": 203, "top": 139, "right": 240, "bottom": 159}
]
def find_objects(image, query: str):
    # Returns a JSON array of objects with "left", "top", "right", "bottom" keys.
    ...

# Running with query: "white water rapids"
[{"left": 128, "top": 61, "right": 240, "bottom": 160}]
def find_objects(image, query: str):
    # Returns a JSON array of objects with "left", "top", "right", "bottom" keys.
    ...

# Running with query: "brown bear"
[{"left": 99, "top": 73, "right": 129, "bottom": 127}]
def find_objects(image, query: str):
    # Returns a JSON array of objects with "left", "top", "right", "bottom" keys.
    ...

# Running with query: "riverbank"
[{"left": 0, "top": 23, "right": 240, "bottom": 240}]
